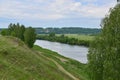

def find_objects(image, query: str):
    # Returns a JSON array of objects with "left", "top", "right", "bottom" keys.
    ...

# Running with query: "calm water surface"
[{"left": 35, "top": 40, "right": 88, "bottom": 63}]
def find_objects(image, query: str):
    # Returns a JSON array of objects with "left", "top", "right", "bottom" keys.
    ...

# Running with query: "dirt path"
[{"left": 37, "top": 52, "right": 80, "bottom": 80}]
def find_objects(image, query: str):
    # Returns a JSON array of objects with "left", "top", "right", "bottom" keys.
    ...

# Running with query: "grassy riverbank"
[
  {"left": 36, "top": 34, "right": 93, "bottom": 47},
  {"left": 0, "top": 36, "right": 89, "bottom": 80},
  {"left": 33, "top": 45, "right": 89, "bottom": 80}
]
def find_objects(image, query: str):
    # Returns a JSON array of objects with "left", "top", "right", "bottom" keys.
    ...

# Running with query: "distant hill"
[
  {"left": 0, "top": 28, "right": 7, "bottom": 32},
  {"left": 0, "top": 28, "right": 2, "bottom": 31},
  {"left": 0, "top": 27, "right": 101, "bottom": 35},
  {"left": 35, "top": 27, "right": 101, "bottom": 34}
]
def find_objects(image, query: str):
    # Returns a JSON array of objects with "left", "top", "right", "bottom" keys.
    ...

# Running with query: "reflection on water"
[{"left": 35, "top": 40, "right": 88, "bottom": 63}]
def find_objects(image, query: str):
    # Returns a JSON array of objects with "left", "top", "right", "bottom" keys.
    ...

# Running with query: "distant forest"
[
  {"left": 35, "top": 27, "right": 101, "bottom": 34},
  {"left": 0, "top": 27, "right": 101, "bottom": 35}
]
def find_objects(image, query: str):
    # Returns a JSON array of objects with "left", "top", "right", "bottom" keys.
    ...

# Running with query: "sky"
[{"left": 0, "top": 0, "right": 117, "bottom": 28}]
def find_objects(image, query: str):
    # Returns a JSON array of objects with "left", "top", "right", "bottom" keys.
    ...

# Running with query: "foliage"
[
  {"left": 8, "top": 23, "right": 25, "bottom": 41},
  {"left": 24, "top": 27, "right": 36, "bottom": 48},
  {"left": 35, "top": 27, "right": 101, "bottom": 35},
  {"left": 37, "top": 34, "right": 90, "bottom": 47},
  {"left": 87, "top": 4, "right": 120, "bottom": 80},
  {"left": 0, "top": 29, "right": 9, "bottom": 36},
  {"left": 1, "top": 23, "right": 36, "bottom": 48},
  {"left": 49, "top": 32, "right": 55, "bottom": 37}
]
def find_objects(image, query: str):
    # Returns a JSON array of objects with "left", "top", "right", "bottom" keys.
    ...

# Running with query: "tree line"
[
  {"left": 1, "top": 23, "right": 36, "bottom": 48},
  {"left": 35, "top": 27, "right": 101, "bottom": 35},
  {"left": 36, "top": 33, "right": 90, "bottom": 47},
  {"left": 87, "top": 4, "right": 120, "bottom": 80}
]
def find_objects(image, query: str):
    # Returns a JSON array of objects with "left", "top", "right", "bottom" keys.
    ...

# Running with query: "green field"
[
  {"left": 56, "top": 34, "right": 95, "bottom": 41},
  {"left": 0, "top": 36, "right": 89, "bottom": 80},
  {"left": 39, "top": 34, "right": 95, "bottom": 41},
  {"left": 63, "top": 34, "right": 94, "bottom": 41}
]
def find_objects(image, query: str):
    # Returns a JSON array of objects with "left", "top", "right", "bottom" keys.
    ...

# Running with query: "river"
[{"left": 35, "top": 40, "right": 88, "bottom": 63}]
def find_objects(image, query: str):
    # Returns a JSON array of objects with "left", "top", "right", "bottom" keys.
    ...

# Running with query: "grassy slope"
[
  {"left": 33, "top": 46, "right": 89, "bottom": 80},
  {"left": 0, "top": 36, "right": 89, "bottom": 80}
]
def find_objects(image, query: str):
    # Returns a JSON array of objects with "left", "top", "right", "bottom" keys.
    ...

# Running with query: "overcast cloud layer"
[{"left": 0, "top": 0, "right": 116, "bottom": 28}]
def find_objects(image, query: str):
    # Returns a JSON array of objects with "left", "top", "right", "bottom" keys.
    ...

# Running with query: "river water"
[{"left": 35, "top": 40, "right": 88, "bottom": 63}]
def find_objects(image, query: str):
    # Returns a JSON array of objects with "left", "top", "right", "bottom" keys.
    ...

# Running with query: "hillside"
[{"left": 0, "top": 36, "right": 88, "bottom": 80}]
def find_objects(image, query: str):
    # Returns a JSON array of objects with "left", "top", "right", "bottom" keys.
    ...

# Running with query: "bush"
[{"left": 87, "top": 4, "right": 120, "bottom": 80}]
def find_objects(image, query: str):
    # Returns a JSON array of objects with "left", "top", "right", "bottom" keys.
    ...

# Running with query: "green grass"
[
  {"left": 0, "top": 36, "right": 73, "bottom": 80},
  {"left": 33, "top": 45, "right": 89, "bottom": 80},
  {"left": 0, "top": 36, "right": 89, "bottom": 80},
  {"left": 57, "top": 34, "right": 94, "bottom": 41}
]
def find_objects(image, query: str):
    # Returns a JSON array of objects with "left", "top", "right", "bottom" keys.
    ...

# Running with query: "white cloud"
[
  {"left": 0, "top": 0, "right": 116, "bottom": 21},
  {"left": 80, "top": 0, "right": 97, "bottom": 2},
  {"left": 76, "top": 3, "right": 115, "bottom": 18}
]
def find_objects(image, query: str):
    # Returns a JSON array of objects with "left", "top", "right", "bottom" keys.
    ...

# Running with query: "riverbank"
[
  {"left": 35, "top": 40, "right": 88, "bottom": 63},
  {"left": 36, "top": 34, "right": 91, "bottom": 47},
  {"left": 33, "top": 45, "right": 89, "bottom": 80}
]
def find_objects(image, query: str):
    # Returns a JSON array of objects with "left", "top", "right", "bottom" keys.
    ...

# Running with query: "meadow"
[{"left": 57, "top": 34, "right": 94, "bottom": 41}]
